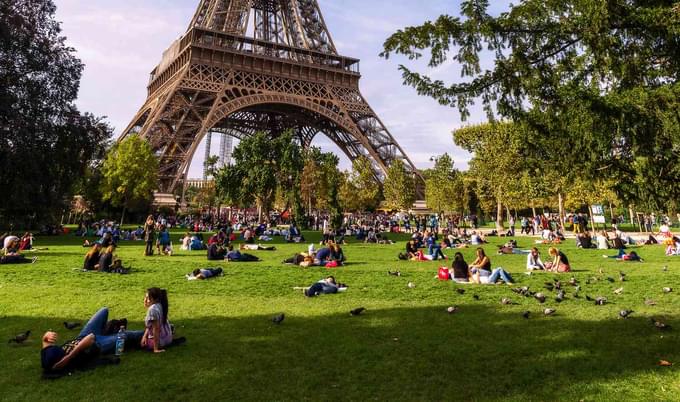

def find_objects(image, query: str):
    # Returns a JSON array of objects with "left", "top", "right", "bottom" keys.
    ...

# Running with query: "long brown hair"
[
  {"left": 147, "top": 287, "right": 169, "bottom": 324},
  {"left": 85, "top": 243, "right": 101, "bottom": 258}
]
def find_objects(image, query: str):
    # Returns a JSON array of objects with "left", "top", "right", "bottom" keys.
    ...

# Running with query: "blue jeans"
[
  {"left": 607, "top": 249, "right": 626, "bottom": 258},
  {"left": 488, "top": 268, "right": 514, "bottom": 284},
  {"left": 78, "top": 307, "right": 143, "bottom": 354},
  {"left": 428, "top": 245, "right": 445, "bottom": 260}
]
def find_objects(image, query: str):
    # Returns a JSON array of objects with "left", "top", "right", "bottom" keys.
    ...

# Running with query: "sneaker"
[{"left": 31, "top": 256, "right": 38, "bottom": 264}]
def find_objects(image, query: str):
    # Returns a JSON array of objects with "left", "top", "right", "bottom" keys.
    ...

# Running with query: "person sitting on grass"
[
  {"left": 142, "top": 287, "right": 184, "bottom": 353},
  {"left": 604, "top": 250, "right": 643, "bottom": 261},
  {"left": 545, "top": 247, "right": 571, "bottom": 273},
  {"left": 425, "top": 232, "right": 446, "bottom": 260},
  {"left": 156, "top": 225, "right": 172, "bottom": 256},
  {"left": 225, "top": 245, "right": 260, "bottom": 262},
  {"left": 303, "top": 276, "right": 347, "bottom": 297},
  {"left": 526, "top": 247, "right": 546, "bottom": 271},
  {"left": 180, "top": 233, "right": 192, "bottom": 250},
  {"left": 314, "top": 246, "right": 332, "bottom": 266},
  {"left": 188, "top": 268, "right": 223, "bottom": 280},
  {"left": 596, "top": 230, "right": 611, "bottom": 250},
  {"left": 41, "top": 307, "right": 144, "bottom": 375},
  {"left": 190, "top": 235, "right": 205, "bottom": 251},
  {"left": 450, "top": 252, "right": 469, "bottom": 283},
  {"left": 96, "top": 245, "right": 129, "bottom": 273},
  {"left": 207, "top": 242, "right": 226, "bottom": 261},
  {"left": 469, "top": 248, "right": 492, "bottom": 282},
  {"left": 329, "top": 243, "right": 346, "bottom": 264},
  {"left": 83, "top": 243, "right": 102, "bottom": 271},
  {"left": 19, "top": 232, "right": 33, "bottom": 251},
  {"left": 405, "top": 238, "right": 419, "bottom": 259}
]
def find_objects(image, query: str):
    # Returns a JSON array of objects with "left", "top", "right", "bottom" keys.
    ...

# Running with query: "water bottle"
[{"left": 115, "top": 327, "right": 126, "bottom": 356}]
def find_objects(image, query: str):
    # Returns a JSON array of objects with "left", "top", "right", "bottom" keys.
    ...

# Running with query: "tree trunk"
[
  {"left": 557, "top": 192, "right": 565, "bottom": 230},
  {"left": 496, "top": 199, "right": 504, "bottom": 233},
  {"left": 531, "top": 202, "right": 537, "bottom": 219},
  {"left": 628, "top": 205, "right": 634, "bottom": 227},
  {"left": 120, "top": 204, "right": 126, "bottom": 226}
]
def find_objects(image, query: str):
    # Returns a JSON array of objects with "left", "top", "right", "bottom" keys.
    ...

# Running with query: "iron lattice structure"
[{"left": 121, "top": 0, "right": 423, "bottom": 194}]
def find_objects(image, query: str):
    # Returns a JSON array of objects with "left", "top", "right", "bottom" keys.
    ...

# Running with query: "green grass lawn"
[{"left": 1, "top": 231, "right": 680, "bottom": 401}]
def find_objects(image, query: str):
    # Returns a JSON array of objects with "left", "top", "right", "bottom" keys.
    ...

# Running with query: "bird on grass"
[
  {"left": 662, "top": 265, "right": 668, "bottom": 272},
  {"left": 534, "top": 293, "right": 546, "bottom": 304},
  {"left": 595, "top": 296, "right": 607, "bottom": 306},
  {"left": 554, "top": 280, "right": 562, "bottom": 290},
  {"left": 350, "top": 307, "right": 365, "bottom": 316},
  {"left": 606, "top": 277, "right": 615, "bottom": 283},
  {"left": 501, "top": 298, "right": 514, "bottom": 305},
  {"left": 522, "top": 311, "right": 530, "bottom": 319},
  {"left": 447, "top": 306, "right": 459, "bottom": 314},
  {"left": 619, "top": 271, "right": 626, "bottom": 282},
  {"left": 568, "top": 277, "right": 578, "bottom": 286},
  {"left": 456, "top": 288, "right": 465, "bottom": 295},
  {"left": 555, "top": 290, "right": 565, "bottom": 303},
  {"left": 543, "top": 308, "right": 556, "bottom": 316},
  {"left": 64, "top": 322, "right": 81, "bottom": 330},
  {"left": 663, "top": 287, "right": 673, "bottom": 293},
  {"left": 613, "top": 287, "right": 624, "bottom": 295},
  {"left": 619, "top": 310, "right": 634, "bottom": 319},
  {"left": 651, "top": 318, "right": 671, "bottom": 331},
  {"left": 271, "top": 313, "right": 285, "bottom": 325},
  {"left": 387, "top": 270, "right": 401, "bottom": 277},
  {"left": 8, "top": 330, "right": 31, "bottom": 344},
  {"left": 472, "top": 295, "right": 480, "bottom": 301},
  {"left": 407, "top": 282, "right": 416, "bottom": 289}
]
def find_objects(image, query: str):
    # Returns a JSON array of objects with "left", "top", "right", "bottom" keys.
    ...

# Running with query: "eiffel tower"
[{"left": 121, "top": 0, "right": 422, "bottom": 196}]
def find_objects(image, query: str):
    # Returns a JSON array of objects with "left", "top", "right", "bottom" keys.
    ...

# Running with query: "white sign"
[{"left": 593, "top": 216, "right": 606, "bottom": 224}]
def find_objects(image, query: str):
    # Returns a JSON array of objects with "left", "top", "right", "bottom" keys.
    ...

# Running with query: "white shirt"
[{"left": 3, "top": 235, "right": 19, "bottom": 250}]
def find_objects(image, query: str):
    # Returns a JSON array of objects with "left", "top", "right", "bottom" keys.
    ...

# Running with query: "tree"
[
  {"left": 214, "top": 131, "right": 303, "bottom": 222},
  {"left": 383, "top": 159, "right": 416, "bottom": 211},
  {"left": 100, "top": 135, "right": 159, "bottom": 225},
  {"left": 453, "top": 122, "right": 527, "bottom": 231},
  {"left": 348, "top": 156, "right": 383, "bottom": 212},
  {"left": 423, "top": 154, "right": 460, "bottom": 214},
  {"left": 0, "top": 0, "right": 112, "bottom": 227},
  {"left": 381, "top": 0, "right": 680, "bottom": 209}
]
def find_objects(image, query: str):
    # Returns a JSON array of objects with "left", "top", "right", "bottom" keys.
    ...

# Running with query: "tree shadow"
[{"left": 2, "top": 305, "right": 678, "bottom": 401}]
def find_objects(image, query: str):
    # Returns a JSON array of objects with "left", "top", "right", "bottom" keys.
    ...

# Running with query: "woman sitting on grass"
[
  {"left": 545, "top": 247, "right": 571, "bottom": 273},
  {"left": 450, "top": 252, "right": 469, "bottom": 283},
  {"left": 526, "top": 247, "right": 545, "bottom": 271},
  {"left": 303, "top": 276, "right": 347, "bottom": 297},
  {"left": 469, "top": 248, "right": 492, "bottom": 282},
  {"left": 83, "top": 243, "right": 102, "bottom": 270},
  {"left": 96, "top": 245, "right": 129, "bottom": 273},
  {"left": 142, "top": 287, "right": 181, "bottom": 353}
]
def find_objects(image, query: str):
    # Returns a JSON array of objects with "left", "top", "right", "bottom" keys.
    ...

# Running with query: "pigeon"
[
  {"left": 613, "top": 287, "right": 624, "bottom": 295},
  {"left": 554, "top": 280, "right": 562, "bottom": 290},
  {"left": 387, "top": 270, "right": 401, "bottom": 277},
  {"left": 595, "top": 296, "right": 607, "bottom": 306},
  {"left": 534, "top": 293, "right": 546, "bottom": 304},
  {"left": 619, "top": 271, "right": 626, "bottom": 282},
  {"left": 543, "top": 308, "right": 556, "bottom": 316},
  {"left": 447, "top": 306, "right": 459, "bottom": 314},
  {"left": 511, "top": 287, "right": 523, "bottom": 295},
  {"left": 663, "top": 287, "right": 673, "bottom": 293},
  {"left": 271, "top": 313, "right": 285, "bottom": 324},
  {"left": 407, "top": 282, "right": 416, "bottom": 289},
  {"left": 585, "top": 295, "right": 594, "bottom": 302},
  {"left": 606, "top": 277, "right": 615, "bottom": 283},
  {"left": 8, "top": 330, "right": 31, "bottom": 344},
  {"left": 456, "top": 288, "right": 465, "bottom": 295},
  {"left": 575, "top": 285, "right": 581, "bottom": 292},
  {"left": 662, "top": 265, "right": 668, "bottom": 272},
  {"left": 555, "top": 290, "right": 565, "bottom": 303},
  {"left": 522, "top": 311, "right": 530, "bottom": 319},
  {"left": 350, "top": 307, "right": 366, "bottom": 316},
  {"left": 619, "top": 309, "right": 634, "bottom": 319},
  {"left": 644, "top": 298, "right": 657, "bottom": 306},
  {"left": 568, "top": 277, "right": 578, "bottom": 286},
  {"left": 651, "top": 318, "right": 671, "bottom": 330},
  {"left": 544, "top": 283, "right": 554, "bottom": 291},
  {"left": 63, "top": 322, "right": 81, "bottom": 330},
  {"left": 501, "top": 298, "right": 514, "bottom": 305},
  {"left": 598, "top": 268, "right": 604, "bottom": 275},
  {"left": 472, "top": 294, "right": 480, "bottom": 300}
]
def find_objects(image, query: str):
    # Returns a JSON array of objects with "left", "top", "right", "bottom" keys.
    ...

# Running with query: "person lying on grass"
[
  {"left": 603, "top": 250, "right": 643, "bottom": 261},
  {"left": 239, "top": 243, "right": 276, "bottom": 251},
  {"left": 41, "top": 307, "right": 144, "bottom": 375},
  {"left": 187, "top": 268, "right": 223, "bottom": 280},
  {"left": 545, "top": 247, "right": 571, "bottom": 273},
  {"left": 225, "top": 245, "right": 260, "bottom": 262},
  {"left": 303, "top": 276, "right": 348, "bottom": 297},
  {"left": 497, "top": 241, "right": 531, "bottom": 255}
]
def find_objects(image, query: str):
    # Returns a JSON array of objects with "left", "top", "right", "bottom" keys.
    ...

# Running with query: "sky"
[{"left": 53, "top": 0, "right": 509, "bottom": 179}]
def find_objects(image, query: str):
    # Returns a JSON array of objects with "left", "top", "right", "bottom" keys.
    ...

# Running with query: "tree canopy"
[
  {"left": 382, "top": 0, "right": 680, "bottom": 210},
  {"left": 0, "top": 0, "right": 112, "bottom": 227},
  {"left": 383, "top": 159, "right": 416, "bottom": 211}
]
